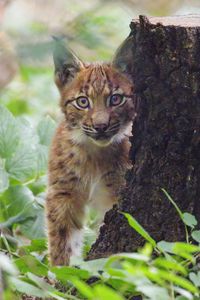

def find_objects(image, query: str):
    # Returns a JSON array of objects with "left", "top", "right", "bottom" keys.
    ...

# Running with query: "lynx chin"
[{"left": 46, "top": 36, "right": 136, "bottom": 265}]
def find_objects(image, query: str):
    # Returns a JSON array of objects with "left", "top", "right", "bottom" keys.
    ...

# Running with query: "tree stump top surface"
[{"left": 132, "top": 15, "right": 200, "bottom": 27}]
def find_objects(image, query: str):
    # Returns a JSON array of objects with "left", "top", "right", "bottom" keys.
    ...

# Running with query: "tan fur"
[{"left": 46, "top": 48, "right": 135, "bottom": 265}]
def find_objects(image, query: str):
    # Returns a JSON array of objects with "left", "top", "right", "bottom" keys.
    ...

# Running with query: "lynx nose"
[{"left": 94, "top": 123, "right": 108, "bottom": 133}]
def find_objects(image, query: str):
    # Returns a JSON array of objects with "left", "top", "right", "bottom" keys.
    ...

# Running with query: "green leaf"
[
  {"left": 157, "top": 269, "right": 198, "bottom": 294},
  {"left": 2, "top": 185, "right": 34, "bottom": 218},
  {"left": 20, "top": 204, "right": 45, "bottom": 239},
  {"left": 122, "top": 212, "right": 156, "bottom": 247},
  {"left": 191, "top": 230, "right": 200, "bottom": 243},
  {"left": 9, "top": 277, "right": 46, "bottom": 298},
  {"left": 0, "top": 105, "right": 20, "bottom": 158},
  {"left": 22, "top": 238, "right": 47, "bottom": 253},
  {"left": 0, "top": 165, "right": 9, "bottom": 194},
  {"left": 6, "top": 143, "right": 38, "bottom": 182},
  {"left": 182, "top": 213, "right": 197, "bottom": 229},
  {"left": 36, "top": 144, "right": 48, "bottom": 175},
  {"left": 51, "top": 266, "right": 90, "bottom": 283},
  {"left": 173, "top": 242, "right": 200, "bottom": 254},
  {"left": 137, "top": 284, "right": 169, "bottom": 300},
  {"left": 153, "top": 257, "right": 187, "bottom": 275},
  {"left": 0, "top": 253, "right": 18, "bottom": 275},
  {"left": 94, "top": 284, "right": 125, "bottom": 300},
  {"left": 70, "top": 278, "right": 94, "bottom": 299},
  {"left": 27, "top": 273, "right": 67, "bottom": 300},
  {"left": 157, "top": 241, "right": 175, "bottom": 253},
  {"left": 174, "top": 286, "right": 193, "bottom": 300},
  {"left": 161, "top": 188, "right": 183, "bottom": 219},
  {"left": 37, "top": 115, "right": 56, "bottom": 146},
  {"left": 189, "top": 272, "right": 200, "bottom": 287},
  {"left": 15, "top": 255, "right": 48, "bottom": 276},
  {"left": 106, "top": 253, "right": 149, "bottom": 269},
  {"left": 78, "top": 258, "right": 108, "bottom": 276}
]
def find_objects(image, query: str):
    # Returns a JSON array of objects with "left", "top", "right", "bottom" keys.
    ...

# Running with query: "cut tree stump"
[{"left": 87, "top": 15, "right": 200, "bottom": 260}]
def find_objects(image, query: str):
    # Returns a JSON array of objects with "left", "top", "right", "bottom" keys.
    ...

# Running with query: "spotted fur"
[{"left": 46, "top": 36, "right": 135, "bottom": 265}]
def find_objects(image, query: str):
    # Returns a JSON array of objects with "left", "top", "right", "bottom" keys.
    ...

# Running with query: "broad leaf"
[
  {"left": 182, "top": 213, "right": 197, "bottom": 229},
  {"left": 37, "top": 115, "right": 56, "bottom": 146},
  {"left": 51, "top": 266, "right": 90, "bottom": 283},
  {"left": 0, "top": 105, "right": 20, "bottom": 158},
  {"left": 15, "top": 255, "right": 48, "bottom": 277},
  {"left": 191, "top": 230, "right": 200, "bottom": 243},
  {"left": 2, "top": 185, "right": 34, "bottom": 218},
  {"left": 10, "top": 277, "right": 46, "bottom": 298},
  {"left": 6, "top": 143, "right": 38, "bottom": 182},
  {"left": 0, "top": 253, "right": 18, "bottom": 275},
  {"left": 0, "top": 164, "right": 9, "bottom": 194},
  {"left": 20, "top": 204, "right": 45, "bottom": 239},
  {"left": 36, "top": 144, "right": 48, "bottom": 175}
]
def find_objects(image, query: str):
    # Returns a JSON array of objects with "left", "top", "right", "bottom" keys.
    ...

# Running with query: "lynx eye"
[
  {"left": 109, "top": 94, "right": 125, "bottom": 107},
  {"left": 75, "top": 96, "right": 90, "bottom": 109}
]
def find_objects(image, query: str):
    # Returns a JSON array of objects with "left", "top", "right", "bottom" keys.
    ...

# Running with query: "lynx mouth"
[{"left": 85, "top": 132, "right": 116, "bottom": 147}]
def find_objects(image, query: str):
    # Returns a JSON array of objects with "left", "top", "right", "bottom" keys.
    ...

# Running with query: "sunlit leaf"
[
  {"left": 70, "top": 278, "right": 94, "bottom": 299},
  {"left": 94, "top": 284, "right": 125, "bottom": 300},
  {"left": 153, "top": 257, "right": 187, "bottom": 275}
]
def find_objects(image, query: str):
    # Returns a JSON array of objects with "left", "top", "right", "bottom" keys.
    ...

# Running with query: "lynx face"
[
  {"left": 60, "top": 64, "right": 134, "bottom": 146},
  {"left": 53, "top": 38, "right": 135, "bottom": 146}
]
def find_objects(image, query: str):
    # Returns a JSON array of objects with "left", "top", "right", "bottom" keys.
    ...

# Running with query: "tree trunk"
[{"left": 87, "top": 15, "right": 200, "bottom": 260}]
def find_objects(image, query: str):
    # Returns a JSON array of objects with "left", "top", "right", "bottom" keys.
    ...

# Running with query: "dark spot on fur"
[
  {"left": 68, "top": 171, "right": 75, "bottom": 176},
  {"left": 57, "top": 191, "right": 71, "bottom": 197},
  {"left": 59, "top": 227, "right": 66, "bottom": 237},
  {"left": 106, "top": 183, "right": 113, "bottom": 187},
  {"left": 74, "top": 160, "right": 81, "bottom": 166},
  {"left": 51, "top": 179, "right": 58, "bottom": 185},
  {"left": 69, "top": 176, "right": 79, "bottom": 182},
  {"left": 47, "top": 214, "right": 56, "bottom": 223},
  {"left": 68, "top": 152, "right": 74, "bottom": 159},
  {"left": 67, "top": 247, "right": 72, "bottom": 253},
  {"left": 57, "top": 161, "right": 65, "bottom": 169}
]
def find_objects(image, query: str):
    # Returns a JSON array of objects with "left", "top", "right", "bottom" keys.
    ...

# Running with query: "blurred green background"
[{"left": 1, "top": 0, "right": 200, "bottom": 121}]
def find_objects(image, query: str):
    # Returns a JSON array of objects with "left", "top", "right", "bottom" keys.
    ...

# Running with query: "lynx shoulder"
[{"left": 46, "top": 36, "right": 136, "bottom": 265}]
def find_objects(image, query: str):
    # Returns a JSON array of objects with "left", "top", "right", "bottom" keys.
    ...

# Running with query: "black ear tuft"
[
  {"left": 52, "top": 36, "right": 84, "bottom": 87},
  {"left": 112, "top": 35, "right": 134, "bottom": 75}
]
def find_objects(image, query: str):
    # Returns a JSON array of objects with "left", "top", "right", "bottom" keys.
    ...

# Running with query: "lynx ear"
[
  {"left": 53, "top": 37, "right": 84, "bottom": 87},
  {"left": 112, "top": 35, "right": 133, "bottom": 75}
]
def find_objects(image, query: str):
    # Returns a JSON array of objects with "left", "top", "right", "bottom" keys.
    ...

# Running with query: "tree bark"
[{"left": 87, "top": 15, "right": 200, "bottom": 260}]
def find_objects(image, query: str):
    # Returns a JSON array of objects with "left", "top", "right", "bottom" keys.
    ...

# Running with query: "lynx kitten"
[{"left": 46, "top": 36, "right": 135, "bottom": 265}]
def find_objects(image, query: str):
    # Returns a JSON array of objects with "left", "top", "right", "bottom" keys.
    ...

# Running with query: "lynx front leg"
[{"left": 46, "top": 188, "right": 85, "bottom": 266}]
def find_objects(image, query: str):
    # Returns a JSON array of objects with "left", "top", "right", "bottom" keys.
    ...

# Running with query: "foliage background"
[{"left": 1, "top": 0, "right": 200, "bottom": 299}]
